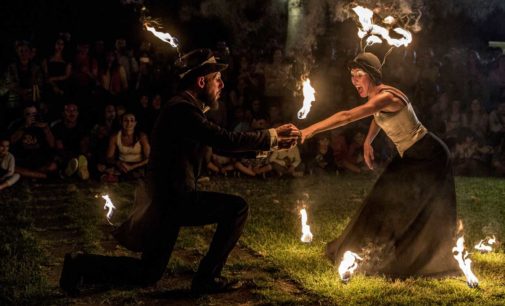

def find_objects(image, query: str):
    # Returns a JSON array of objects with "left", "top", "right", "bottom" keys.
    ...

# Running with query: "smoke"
[
  {"left": 199, "top": 1, "right": 286, "bottom": 47},
  {"left": 433, "top": 0, "right": 505, "bottom": 22}
]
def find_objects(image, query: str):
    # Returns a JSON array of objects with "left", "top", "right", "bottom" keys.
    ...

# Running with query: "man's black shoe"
[
  {"left": 59, "top": 253, "right": 82, "bottom": 296},
  {"left": 191, "top": 276, "right": 241, "bottom": 295}
]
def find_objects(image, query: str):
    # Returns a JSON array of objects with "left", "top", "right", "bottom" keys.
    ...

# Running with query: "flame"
[
  {"left": 352, "top": 6, "right": 412, "bottom": 48},
  {"left": 101, "top": 194, "right": 116, "bottom": 225},
  {"left": 338, "top": 251, "right": 363, "bottom": 283},
  {"left": 452, "top": 236, "right": 479, "bottom": 288},
  {"left": 144, "top": 23, "right": 179, "bottom": 48},
  {"left": 474, "top": 235, "right": 496, "bottom": 253},
  {"left": 297, "top": 79, "right": 316, "bottom": 120},
  {"left": 300, "top": 208, "right": 313, "bottom": 243}
]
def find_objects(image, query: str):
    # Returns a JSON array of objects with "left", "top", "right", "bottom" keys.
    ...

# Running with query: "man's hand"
[{"left": 275, "top": 124, "right": 300, "bottom": 150}]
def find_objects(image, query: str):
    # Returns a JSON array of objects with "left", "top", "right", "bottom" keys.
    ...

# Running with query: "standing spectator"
[
  {"left": 0, "top": 137, "right": 20, "bottom": 191},
  {"left": 42, "top": 36, "right": 72, "bottom": 114},
  {"left": 4, "top": 41, "right": 43, "bottom": 120},
  {"left": 52, "top": 102, "right": 90, "bottom": 179},
  {"left": 100, "top": 50, "right": 128, "bottom": 97},
  {"left": 71, "top": 41, "right": 98, "bottom": 98}
]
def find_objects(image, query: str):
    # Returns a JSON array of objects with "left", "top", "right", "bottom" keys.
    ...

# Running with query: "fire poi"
[
  {"left": 300, "top": 208, "right": 313, "bottom": 243},
  {"left": 101, "top": 194, "right": 116, "bottom": 225},
  {"left": 297, "top": 78, "right": 316, "bottom": 120},
  {"left": 474, "top": 235, "right": 497, "bottom": 253},
  {"left": 453, "top": 236, "right": 479, "bottom": 288},
  {"left": 338, "top": 251, "right": 363, "bottom": 283}
]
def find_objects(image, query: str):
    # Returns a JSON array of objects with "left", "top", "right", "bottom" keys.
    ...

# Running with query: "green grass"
[
  {"left": 2, "top": 174, "right": 505, "bottom": 305},
  {"left": 0, "top": 184, "right": 50, "bottom": 305},
  {"left": 207, "top": 174, "right": 505, "bottom": 305}
]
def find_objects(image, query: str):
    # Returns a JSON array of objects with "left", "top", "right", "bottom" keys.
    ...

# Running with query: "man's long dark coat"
[{"left": 113, "top": 91, "right": 273, "bottom": 251}]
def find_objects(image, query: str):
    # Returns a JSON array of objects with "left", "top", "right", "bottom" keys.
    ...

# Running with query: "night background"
[{"left": 1, "top": 0, "right": 505, "bottom": 305}]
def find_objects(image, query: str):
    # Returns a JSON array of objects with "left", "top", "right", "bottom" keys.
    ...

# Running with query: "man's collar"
[{"left": 183, "top": 90, "right": 209, "bottom": 113}]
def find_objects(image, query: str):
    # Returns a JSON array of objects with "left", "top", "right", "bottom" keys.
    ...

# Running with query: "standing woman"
[{"left": 301, "top": 52, "right": 461, "bottom": 279}]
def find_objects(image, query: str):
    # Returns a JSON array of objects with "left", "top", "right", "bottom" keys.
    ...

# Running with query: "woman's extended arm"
[{"left": 301, "top": 92, "right": 396, "bottom": 143}]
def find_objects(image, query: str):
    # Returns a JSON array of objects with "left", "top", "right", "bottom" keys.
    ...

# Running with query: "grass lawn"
[
  {"left": 207, "top": 174, "right": 505, "bottom": 305},
  {"left": 1, "top": 174, "right": 504, "bottom": 305}
]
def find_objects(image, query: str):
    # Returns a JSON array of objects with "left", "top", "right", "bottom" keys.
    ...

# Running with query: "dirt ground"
[{"left": 28, "top": 182, "right": 322, "bottom": 305}]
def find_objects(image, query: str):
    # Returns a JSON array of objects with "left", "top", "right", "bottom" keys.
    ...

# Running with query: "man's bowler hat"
[{"left": 175, "top": 49, "right": 228, "bottom": 80}]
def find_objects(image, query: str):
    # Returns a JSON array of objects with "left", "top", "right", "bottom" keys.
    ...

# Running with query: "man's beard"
[{"left": 200, "top": 85, "right": 220, "bottom": 111}]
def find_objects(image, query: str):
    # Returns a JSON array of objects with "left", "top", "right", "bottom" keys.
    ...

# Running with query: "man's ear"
[{"left": 196, "top": 76, "right": 206, "bottom": 89}]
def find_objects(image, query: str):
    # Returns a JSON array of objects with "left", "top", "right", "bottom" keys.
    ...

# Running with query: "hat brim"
[
  {"left": 180, "top": 63, "right": 228, "bottom": 80},
  {"left": 347, "top": 60, "right": 382, "bottom": 83}
]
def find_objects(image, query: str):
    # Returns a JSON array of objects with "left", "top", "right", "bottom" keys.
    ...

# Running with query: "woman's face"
[
  {"left": 55, "top": 39, "right": 65, "bottom": 52},
  {"left": 470, "top": 99, "right": 481, "bottom": 112},
  {"left": 122, "top": 114, "right": 136, "bottom": 130},
  {"left": 350, "top": 68, "right": 372, "bottom": 98}
]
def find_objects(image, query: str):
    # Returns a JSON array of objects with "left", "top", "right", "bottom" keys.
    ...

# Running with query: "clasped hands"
[
  {"left": 274, "top": 124, "right": 316, "bottom": 150},
  {"left": 274, "top": 124, "right": 303, "bottom": 150}
]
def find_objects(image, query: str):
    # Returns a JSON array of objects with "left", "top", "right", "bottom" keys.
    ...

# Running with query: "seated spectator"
[
  {"left": 269, "top": 145, "right": 303, "bottom": 178},
  {"left": 133, "top": 93, "right": 151, "bottom": 133},
  {"left": 207, "top": 153, "right": 235, "bottom": 176},
  {"left": 234, "top": 118, "right": 272, "bottom": 178},
  {"left": 10, "top": 104, "right": 57, "bottom": 179},
  {"left": 52, "top": 102, "right": 90, "bottom": 179},
  {"left": 268, "top": 103, "right": 283, "bottom": 127},
  {"left": 429, "top": 92, "right": 450, "bottom": 134},
  {"left": 307, "top": 134, "right": 334, "bottom": 175},
  {"left": 445, "top": 99, "right": 467, "bottom": 138},
  {"left": 491, "top": 138, "right": 505, "bottom": 176},
  {"left": 148, "top": 93, "right": 163, "bottom": 126},
  {"left": 0, "top": 137, "right": 21, "bottom": 191},
  {"left": 465, "top": 98, "right": 489, "bottom": 139},
  {"left": 231, "top": 107, "right": 250, "bottom": 132},
  {"left": 89, "top": 103, "right": 118, "bottom": 179},
  {"left": 489, "top": 102, "right": 505, "bottom": 146},
  {"left": 329, "top": 129, "right": 361, "bottom": 174},
  {"left": 104, "top": 112, "right": 150, "bottom": 182},
  {"left": 452, "top": 130, "right": 493, "bottom": 176},
  {"left": 234, "top": 153, "right": 272, "bottom": 178},
  {"left": 346, "top": 130, "right": 367, "bottom": 172}
]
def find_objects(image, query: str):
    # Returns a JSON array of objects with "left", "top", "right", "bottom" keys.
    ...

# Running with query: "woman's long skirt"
[{"left": 326, "top": 132, "right": 461, "bottom": 278}]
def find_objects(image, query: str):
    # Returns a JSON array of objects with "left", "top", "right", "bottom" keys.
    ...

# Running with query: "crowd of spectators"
[{"left": 1, "top": 32, "right": 505, "bottom": 191}]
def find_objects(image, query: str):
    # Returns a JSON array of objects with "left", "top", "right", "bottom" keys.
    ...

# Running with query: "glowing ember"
[
  {"left": 452, "top": 236, "right": 479, "bottom": 288},
  {"left": 338, "top": 251, "right": 362, "bottom": 283},
  {"left": 352, "top": 6, "right": 412, "bottom": 48},
  {"left": 300, "top": 208, "right": 313, "bottom": 243},
  {"left": 101, "top": 194, "right": 116, "bottom": 225},
  {"left": 297, "top": 79, "right": 316, "bottom": 119},
  {"left": 474, "top": 235, "right": 496, "bottom": 253},
  {"left": 144, "top": 23, "right": 179, "bottom": 48}
]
